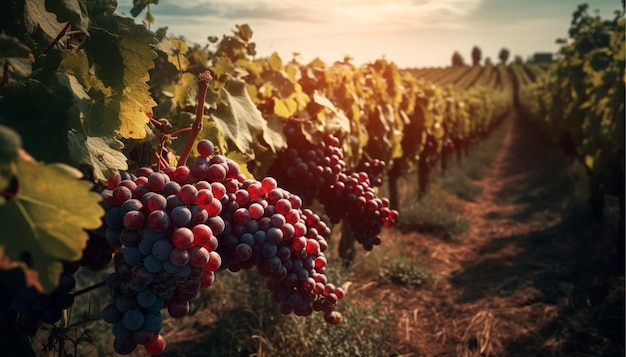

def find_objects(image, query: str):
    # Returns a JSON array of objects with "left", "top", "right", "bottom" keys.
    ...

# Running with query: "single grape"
[
  {"left": 171, "top": 227, "right": 194, "bottom": 249},
  {"left": 166, "top": 298, "right": 189, "bottom": 318},
  {"left": 144, "top": 333, "right": 167, "bottom": 355},
  {"left": 170, "top": 206, "right": 192, "bottom": 227},
  {"left": 169, "top": 249, "right": 190, "bottom": 267},
  {"left": 122, "top": 309, "right": 145, "bottom": 331},
  {"left": 188, "top": 246, "right": 210, "bottom": 268},
  {"left": 113, "top": 336, "right": 137, "bottom": 355},
  {"left": 143, "top": 311, "right": 163, "bottom": 332},
  {"left": 197, "top": 139, "right": 215, "bottom": 157}
]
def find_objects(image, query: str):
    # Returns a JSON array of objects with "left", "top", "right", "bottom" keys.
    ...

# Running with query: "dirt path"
[{"left": 353, "top": 111, "right": 624, "bottom": 356}]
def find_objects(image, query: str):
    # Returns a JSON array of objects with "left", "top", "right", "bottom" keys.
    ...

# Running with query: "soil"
[{"left": 350, "top": 111, "right": 625, "bottom": 357}]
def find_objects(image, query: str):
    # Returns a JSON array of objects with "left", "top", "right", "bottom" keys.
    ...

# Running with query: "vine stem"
[
  {"left": 43, "top": 20, "right": 73, "bottom": 54},
  {"left": 1, "top": 61, "right": 9, "bottom": 85},
  {"left": 73, "top": 281, "right": 106, "bottom": 297},
  {"left": 149, "top": 117, "right": 162, "bottom": 128},
  {"left": 177, "top": 71, "right": 213, "bottom": 167},
  {"left": 169, "top": 127, "right": 193, "bottom": 137},
  {"left": 154, "top": 135, "right": 169, "bottom": 170}
]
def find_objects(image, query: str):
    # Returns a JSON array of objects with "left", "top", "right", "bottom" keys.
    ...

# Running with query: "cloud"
[
  {"left": 118, "top": 0, "right": 483, "bottom": 26},
  {"left": 117, "top": 1, "right": 325, "bottom": 22},
  {"left": 219, "top": 4, "right": 325, "bottom": 23}
]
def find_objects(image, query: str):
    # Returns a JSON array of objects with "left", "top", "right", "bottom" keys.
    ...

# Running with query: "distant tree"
[
  {"left": 451, "top": 51, "right": 465, "bottom": 67},
  {"left": 471, "top": 46, "right": 482, "bottom": 66},
  {"left": 513, "top": 55, "right": 524, "bottom": 64},
  {"left": 498, "top": 47, "right": 510, "bottom": 64},
  {"left": 484, "top": 57, "right": 493, "bottom": 66}
]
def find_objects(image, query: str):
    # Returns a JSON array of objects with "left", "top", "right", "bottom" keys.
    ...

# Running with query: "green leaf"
[
  {"left": 268, "top": 52, "right": 283, "bottom": 72},
  {"left": 311, "top": 91, "right": 350, "bottom": 135},
  {"left": 169, "top": 72, "right": 197, "bottom": 109},
  {"left": 67, "top": 132, "right": 128, "bottom": 183},
  {"left": 211, "top": 78, "right": 267, "bottom": 158},
  {"left": 273, "top": 97, "right": 298, "bottom": 118},
  {"left": 23, "top": 0, "right": 66, "bottom": 41},
  {"left": 0, "top": 157, "right": 103, "bottom": 293},
  {"left": 260, "top": 70, "right": 295, "bottom": 99},
  {"left": 262, "top": 115, "right": 287, "bottom": 153},
  {"left": 130, "top": 0, "right": 159, "bottom": 17},
  {"left": 88, "top": 7, "right": 157, "bottom": 139},
  {"left": 144, "top": 9, "right": 155, "bottom": 24},
  {"left": 45, "top": 0, "right": 89, "bottom": 32},
  {"left": 236, "top": 24, "right": 253, "bottom": 42},
  {"left": 166, "top": 38, "right": 189, "bottom": 72},
  {"left": 56, "top": 73, "right": 128, "bottom": 182}
]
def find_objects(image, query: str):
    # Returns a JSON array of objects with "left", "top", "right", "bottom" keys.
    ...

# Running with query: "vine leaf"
[
  {"left": 130, "top": 0, "right": 160, "bottom": 17},
  {"left": 262, "top": 115, "right": 287, "bottom": 152},
  {"left": 68, "top": 132, "right": 128, "bottom": 183},
  {"left": 88, "top": 7, "right": 158, "bottom": 139},
  {"left": 166, "top": 38, "right": 190, "bottom": 72},
  {"left": 58, "top": 73, "right": 128, "bottom": 182},
  {"left": 211, "top": 78, "right": 269, "bottom": 158},
  {"left": 0, "top": 156, "right": 104, "bottom": 293},
  {"left": 45, "top": 0, "right": 89, "bottom": 31},
  {"left": 311, "top": 91, "right": 350, "bottom": 135},
  {"left": 23, "top": 0, "right": 65, "bottom": 40}
]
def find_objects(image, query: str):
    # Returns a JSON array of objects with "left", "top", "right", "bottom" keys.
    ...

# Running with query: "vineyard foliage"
[
  {"left": 1, "top": 0, "right": 622, "bottom": 355},
  {"left": 517, "top": 4, "right": 625, "bottom": 199},
  {"left": 0, "top": 0, "right": 513, "bottom": 296}
]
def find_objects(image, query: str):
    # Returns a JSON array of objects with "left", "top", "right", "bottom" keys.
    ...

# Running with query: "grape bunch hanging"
[
  {"left": 99, "top": 139, "right": 344, "bottom": 355},
  {"left": 268, "top": 121, "right": 399, "bottom": 251}
]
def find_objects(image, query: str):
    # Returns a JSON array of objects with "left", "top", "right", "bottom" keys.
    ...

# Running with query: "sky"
[{"left": 116, "top": 0, "right": 623, "bottom": 68}]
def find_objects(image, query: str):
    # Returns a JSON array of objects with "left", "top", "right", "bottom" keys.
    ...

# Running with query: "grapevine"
[{"left": 0, "top": 0, "right": 517, "bottom": 355}]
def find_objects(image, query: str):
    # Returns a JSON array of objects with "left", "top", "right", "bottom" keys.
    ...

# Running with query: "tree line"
[{"left": 452, "top": 46, "right": 522, "bottom": 66}]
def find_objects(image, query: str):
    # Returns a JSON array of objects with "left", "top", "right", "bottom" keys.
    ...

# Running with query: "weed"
[
  {"left": 397, "top": 193, "right": 469, "bottom": 239},
  {"left": 439, "top": 167, "right": 483, "bottom": 201},
  {"left": 379, "top": 258, "right": 433, "bottom": 288}
]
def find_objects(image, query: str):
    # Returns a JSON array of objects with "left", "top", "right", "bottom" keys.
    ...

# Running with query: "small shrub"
[
  {"left": 440, "top": 168, "right": 483, "bottom": 201},
  {"left": 397, "top": 194, "right": 469, "bottom": 239},
  {"left": 379, "top": 259, "right": 433, "bottom": 288}
]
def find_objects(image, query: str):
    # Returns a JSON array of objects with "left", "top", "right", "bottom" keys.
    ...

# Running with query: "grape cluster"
[
  {"left": 215, "top": 176, "right": 343, "bottom": 322},
  {"left": 320, "top": 172, "right": 398, "bottom": 250},
  {"left": 100, "top": 139, "right": 344, "bottom": 355},
  {"left": 0, "top": 261, "right": 79, "bottom": 335},
  {"left": 267, "top": 124, "right": 346, "bottom": 205},
  {"left": 101, "top": 166, "right": 223, "bottom": 355},
  {"left": 268, "top": 123, "right": 398, "bottom": 251},
  {"left": 356, "top": 159, "right": 386, "bottom": 187}
]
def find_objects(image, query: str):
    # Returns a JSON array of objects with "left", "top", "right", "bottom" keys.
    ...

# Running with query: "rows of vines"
[
  {"left": 516, "top": 4, "right": 625, "bottom": 263},
  {"left": 0, "top": 0, "right": 513, "bottom": 355}
]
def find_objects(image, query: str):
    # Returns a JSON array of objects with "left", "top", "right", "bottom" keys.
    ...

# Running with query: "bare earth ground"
[{"left": 351, "top": 111, "right": 625, "bottom": 357}]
